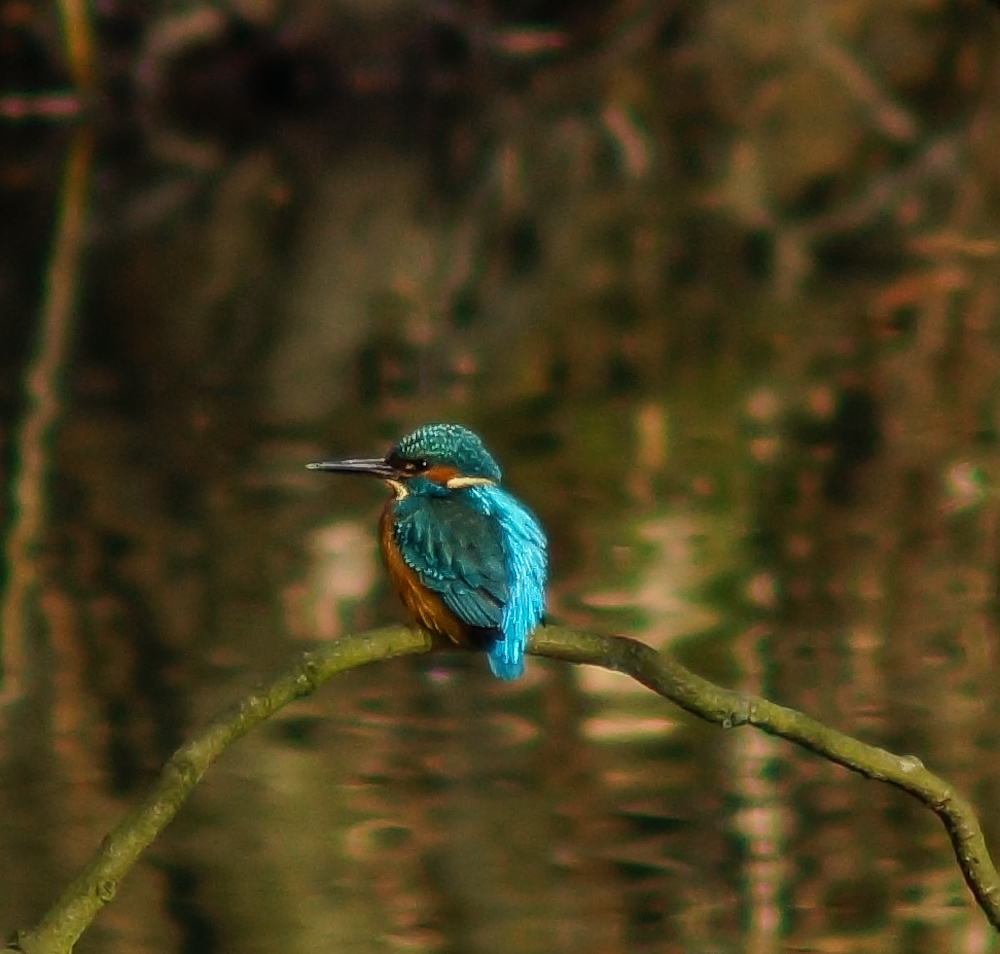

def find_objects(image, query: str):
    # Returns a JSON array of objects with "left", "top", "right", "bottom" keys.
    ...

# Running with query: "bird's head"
[{"left": 308, "top": 423, "right": 502, "bottom": 498}]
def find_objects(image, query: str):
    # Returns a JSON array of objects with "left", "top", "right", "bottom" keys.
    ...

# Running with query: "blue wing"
[
  {"left": 393, "top": 488, "right": 547, "bottom": 681},
  {"left": 393, "top": 497, "right": 508, "bottom": 633},
  {"left": 465, "top": 485, "right": 548, "bottom": 681}
]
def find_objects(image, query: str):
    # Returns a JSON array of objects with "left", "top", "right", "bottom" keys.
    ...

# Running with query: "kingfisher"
[{"left": 308, "top": 423, "right": 547, "bottom": 680}]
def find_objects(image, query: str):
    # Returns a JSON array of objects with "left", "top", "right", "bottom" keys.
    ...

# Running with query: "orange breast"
[{"left": 379, "top": 504, "right": 468, "bottom": 645}]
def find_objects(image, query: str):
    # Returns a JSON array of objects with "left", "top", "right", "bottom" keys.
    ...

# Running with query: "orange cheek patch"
[{"left": 423, "top": 465, "right": 459, "bottom": 485}]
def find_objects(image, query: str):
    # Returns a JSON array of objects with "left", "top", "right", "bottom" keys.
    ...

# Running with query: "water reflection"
[{"left": 3, "top": 23, "right": 1000, "bottom": 954}]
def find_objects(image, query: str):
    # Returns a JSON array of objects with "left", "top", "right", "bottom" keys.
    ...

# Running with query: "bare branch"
[
  {"left": 9, "top": 623, "right": 1000, "bottom": 953},
  {"left": 534, "top": 626, "right": 1000, "bottom": 932}
]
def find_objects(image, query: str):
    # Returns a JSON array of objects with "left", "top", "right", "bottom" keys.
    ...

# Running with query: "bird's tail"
[{"left": 487, "top": 638, "right": 524, "bottom": 681}]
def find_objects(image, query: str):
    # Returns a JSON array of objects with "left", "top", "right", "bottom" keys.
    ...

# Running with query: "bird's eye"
[{"left": 401, "top": 458, "right": 429, "bottom": 475}]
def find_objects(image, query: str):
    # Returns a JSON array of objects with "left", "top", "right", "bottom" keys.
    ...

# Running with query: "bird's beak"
[{"left": 306, "top": 456, "right": 397, "bottom": 479}]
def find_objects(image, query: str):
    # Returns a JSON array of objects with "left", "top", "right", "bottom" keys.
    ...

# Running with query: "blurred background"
[{"left": 2, "top": 0, "right": 1000, "bottom": 951}]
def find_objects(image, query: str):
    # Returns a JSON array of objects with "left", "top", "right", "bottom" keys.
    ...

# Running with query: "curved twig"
[
  {"left": 9, "top": 624, "right": 1000, "bottom": 953},
  {"left": 533, "top": 627, "right": 1000, "bottom": 929}
]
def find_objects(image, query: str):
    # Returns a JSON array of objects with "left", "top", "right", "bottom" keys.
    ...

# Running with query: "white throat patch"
[{"left": 445, "top": 476, "right": 496, "bottom": 490}]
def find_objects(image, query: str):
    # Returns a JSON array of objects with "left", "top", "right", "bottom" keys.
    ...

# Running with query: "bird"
[{"left": 308, "top": 423, "right": 547, "bottom": 680}]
